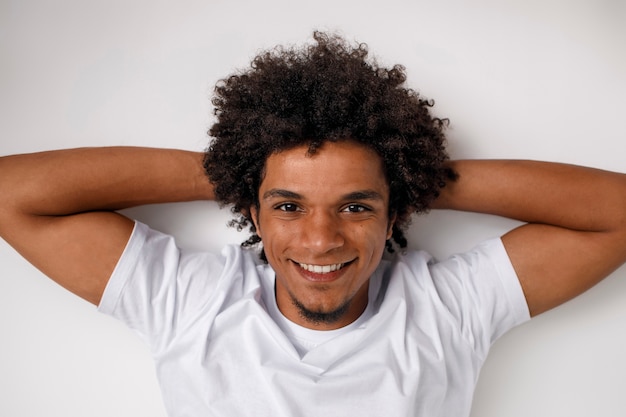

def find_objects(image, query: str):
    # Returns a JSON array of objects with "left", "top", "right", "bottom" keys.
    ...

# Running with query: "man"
[{"left": 1, "top": 32, "right": 625, "bottom": 416}]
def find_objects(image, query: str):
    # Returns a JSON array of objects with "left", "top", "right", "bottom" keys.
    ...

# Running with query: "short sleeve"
[
  {"left": 97, "top": 221, "right": 226, "bottom": 349},
  {"left": 429, "top": 238, "right": 530, "bottom": 359}
]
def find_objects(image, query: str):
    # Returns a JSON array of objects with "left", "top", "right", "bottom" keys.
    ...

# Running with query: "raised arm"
[
  {"left": 0, "top": 147, "right": 214, "bottom": 305},
  {"left": 433, "top": 160, "right": 626, "bottom": 317}
]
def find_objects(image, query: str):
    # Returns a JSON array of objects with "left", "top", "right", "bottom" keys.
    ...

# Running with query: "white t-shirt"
[{"left": 98, "top": 221, "right": 530, "bottom": 417}]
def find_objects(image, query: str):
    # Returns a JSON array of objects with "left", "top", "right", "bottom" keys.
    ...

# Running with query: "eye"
[
  {"left": 276, "top": 203, "right": 300, "bottom": 212},
  {"left": 342, "top": 204, "right": 370, "bottom": 213}
]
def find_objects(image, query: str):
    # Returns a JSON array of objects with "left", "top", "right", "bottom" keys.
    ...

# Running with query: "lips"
[
  {"left": 298, "top": 262, "right": 345, "bottom": 274},
  {"left": 292, "top": 259, "right": 355, "bottom": 283}
]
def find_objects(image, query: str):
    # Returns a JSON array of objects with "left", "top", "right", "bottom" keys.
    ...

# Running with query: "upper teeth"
[{"left": 298, "top": 263, "right": 345, "bottom": 274}]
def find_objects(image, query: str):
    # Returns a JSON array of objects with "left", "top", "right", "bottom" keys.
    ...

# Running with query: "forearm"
[
  {"left": 0, "top": 147, "right": 216, "bottom": 303},
  {"left": 0, "top": 147, "right": 215, "bottom": 217},
  {"left": 433, "top": 160, "right": 626, "bottom": 233}
]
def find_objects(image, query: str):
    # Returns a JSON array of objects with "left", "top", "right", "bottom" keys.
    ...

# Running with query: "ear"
[
  {"left": 249, "top": 205, "right": 261, "bottom": 238},
  {"left": 386, "top": 214, "right": 397, "bottom": 240}
]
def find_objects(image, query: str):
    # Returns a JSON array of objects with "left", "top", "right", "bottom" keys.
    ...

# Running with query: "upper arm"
[
  {"left": 434, "top": 160, "right": 626, "bottom": 318},
  {"left": 502, "top": 223, "right": 626, "bottom": 317},
  {"left": 0, "top": 209, "right": 134, "bottom": 305},
  {"left": 0, "top": 147, "right": 212, "bottom": 306}
]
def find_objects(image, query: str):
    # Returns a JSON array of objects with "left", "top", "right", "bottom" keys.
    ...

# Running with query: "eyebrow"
[
  {"left": 342, "top": 190, "right": 385, "bottom": 201},
  {"left": 262, "top": 189, "right": 303, "bottom": 200},
  {"left": 262, "top": 188, "right": 385, "bottom": 202}
]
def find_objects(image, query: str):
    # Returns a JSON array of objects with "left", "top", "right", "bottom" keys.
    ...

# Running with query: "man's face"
[{"left": 250, "top": 140, "right": 394, "bottom": 330}]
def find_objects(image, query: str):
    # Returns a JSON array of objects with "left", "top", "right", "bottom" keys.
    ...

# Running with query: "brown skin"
[
  {"left": 250, "top": 141, "right": 395, "bottom": 330},
  {"left": 0, "top": 147, "right": 213, "bottom": 305},
  {"left": 432, "top": 160, "right": 626, "bottom": 317},
  {"left": 0, "top": 146, "right": 625, "bottom": 322}
]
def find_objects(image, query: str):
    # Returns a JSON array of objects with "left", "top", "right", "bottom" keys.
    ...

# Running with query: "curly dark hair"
[{"left": 204, "top": 31, "right": 456, "bottom": 254}]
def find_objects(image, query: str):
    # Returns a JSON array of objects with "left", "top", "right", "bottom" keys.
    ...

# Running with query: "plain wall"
[{"left": 1, "top": 0, "right": 625, "bottom": 415}]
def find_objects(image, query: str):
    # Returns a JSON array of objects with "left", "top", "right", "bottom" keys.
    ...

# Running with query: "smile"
[{"left": 297, "top": 262, "right": 346, "bottom": 274}]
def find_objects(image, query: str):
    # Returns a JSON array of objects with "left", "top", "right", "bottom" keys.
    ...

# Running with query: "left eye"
[
  {"left": 277, "top": 203, "right": 299, "bottom": 212},
  {"left": 343, "top": 204, "right": 368, "bottom": 213}
]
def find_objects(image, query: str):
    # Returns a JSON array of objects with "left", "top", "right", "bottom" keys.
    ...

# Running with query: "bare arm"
[
  {"left": 433, "top": 160, "right": 626, "bottom": 317},
  {"left": 0, "top": 147, "right": 214, "bottom": 305}
]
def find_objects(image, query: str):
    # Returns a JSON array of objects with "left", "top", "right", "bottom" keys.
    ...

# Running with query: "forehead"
[{"left": 260, "top": 140, "right": 389, "bottom": 196}]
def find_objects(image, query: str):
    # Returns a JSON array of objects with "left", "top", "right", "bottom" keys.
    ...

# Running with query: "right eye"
[{"left": 276, "top": 203, "right": 299, "bottom": 212}]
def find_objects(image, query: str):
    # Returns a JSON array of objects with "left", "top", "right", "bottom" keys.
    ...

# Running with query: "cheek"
[
  {"left": 261, "top": 222, "right": 293, "bottom": 252},
  {"left": 362, "top": 220, "right": 391, "bottom": 238},
  {"left": 354, "top": 223, "right": 391, "bottom": 252}
]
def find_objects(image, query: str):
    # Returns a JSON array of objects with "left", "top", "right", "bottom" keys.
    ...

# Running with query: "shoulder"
[
  {"left": 381, "top": 238, "right": 529, "bottom": 353},
  {"left": 383, "top": 238, "right": 529, "bottom": 326},
  {"left": 392, "top": 238, "right": 523, "bottom": 304},
  {"left": 100, "top": 221, "right": 266, "bottom": 313},
  {"left": 383, "top": 239, "right": 511, "bottom": 282}
]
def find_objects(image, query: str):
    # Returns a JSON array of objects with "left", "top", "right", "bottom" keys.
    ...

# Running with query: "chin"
[{"left": 292, "top": 296, "right": 352, "bottom": 326}]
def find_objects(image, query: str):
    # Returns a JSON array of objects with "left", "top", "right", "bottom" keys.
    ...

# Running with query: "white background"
[{"left": 1, "top": 0, "right": 625, "bottom": 416}]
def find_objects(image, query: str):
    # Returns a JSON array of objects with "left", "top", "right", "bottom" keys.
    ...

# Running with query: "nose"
[{"left": 299, "top": 210, "right": 344, "bottom": 254}]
